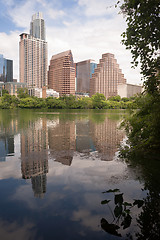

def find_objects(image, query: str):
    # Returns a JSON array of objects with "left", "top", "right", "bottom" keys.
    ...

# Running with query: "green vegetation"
[
  {"left": 120, "top": 0, "right": 160, "bottom": 93},
  {"left": 118, "top": 0, "right": 160, "bottom": 158},
  {"left": 120, "top": 93, "right": 160, "bottom": 159},
  {"left": 0, "top": 92, "right": 137, "bottom": 110}
]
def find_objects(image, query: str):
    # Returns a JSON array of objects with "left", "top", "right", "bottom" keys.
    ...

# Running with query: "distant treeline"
[{"left": 0, "top": 89, "right": 139, "bottom": 109}]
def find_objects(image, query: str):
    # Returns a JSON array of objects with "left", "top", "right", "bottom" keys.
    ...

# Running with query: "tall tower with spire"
[{"left": 19, "top": 12, "right": 48, "bottom": 88}]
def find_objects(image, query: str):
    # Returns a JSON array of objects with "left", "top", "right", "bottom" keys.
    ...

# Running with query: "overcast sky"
[{"left": 0, "top": 0, "right": 142, "bottom": 84}]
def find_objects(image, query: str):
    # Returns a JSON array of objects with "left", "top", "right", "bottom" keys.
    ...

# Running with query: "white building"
[
  {"left": 46, "top": 89, "right": 59, "bottom": 98},
  {"left": 29, "top": 88, "right": 59, "bottom": 98},
  {"left": 117, "top": 83, "right": 143, "bottom": 98}
]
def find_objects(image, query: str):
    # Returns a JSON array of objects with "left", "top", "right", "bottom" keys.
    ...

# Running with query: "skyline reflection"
[
  {"left": 0, "top": 110, "right": 125, "bottom": 196},
  {"left": 0, "top": 110, "right": 158, "bottom": 240}
]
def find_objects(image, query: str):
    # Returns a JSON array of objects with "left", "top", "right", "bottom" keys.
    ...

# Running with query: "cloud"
[
  {"left": 0, "top": 31, "right": 19, "bottom": 80},
  {"left": 0, "top": 0, "right": 142, "bottom": 84},
  {"left": 78, "top": 0, "right": 117, "bottom": 17},
  {"left": 0, "top": 219, "right": 37, "bottom": 240},
  {"left": 47, "top": 14, "right": 141, "bottom": 84}
]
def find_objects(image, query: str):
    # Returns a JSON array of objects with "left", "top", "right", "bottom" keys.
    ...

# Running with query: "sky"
[{"left": 0, "top": 0, "right": 142, "bottom": 84}]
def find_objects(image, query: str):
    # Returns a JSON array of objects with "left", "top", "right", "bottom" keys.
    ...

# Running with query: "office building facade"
[
  {"left": 117, "top": 83, "right": 142, "bottom": 98},
  {"left": 19, "top": 13, "right": 48, "bottom": 88},
  {"left": 0, "top": 54, "right": 13, "bottom": 83},
  {"left": 76, "top": 59, "right": 97, "bottom": 93},
  {"left": 48, "top": 50, "right": 75, "bottom": 96},
  {"left": 90, "top": 53, "right": 126, "bottom": 99}
]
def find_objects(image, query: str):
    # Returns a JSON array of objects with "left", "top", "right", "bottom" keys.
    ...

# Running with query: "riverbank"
[{"left": 0, "top": 92, "right": 137, "bottom": 109}]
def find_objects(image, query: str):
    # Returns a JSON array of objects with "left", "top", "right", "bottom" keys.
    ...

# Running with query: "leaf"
[
  {"left": 123, "top": 202, "right": 132, "bottom": 207},
  {"left": 121, "top": 214, "right": 132, "bottom": 229},
  {"left": 105, "top": 188, "right": 120, "bottom": 193},
  {"left": 114, "top": 205, "right": 123, "bottom": 218},
  {"left": 133, "top": 199, "right": 144, "bottom": 208},
  {"left": 115, "top": 193, "right": 123, "bottom": 205},
  {"left": 101, "top": 218, "right": 121, "bottom": 237},
  {"left": 101, "top": 200, "right": 110, "bottom": 205}
]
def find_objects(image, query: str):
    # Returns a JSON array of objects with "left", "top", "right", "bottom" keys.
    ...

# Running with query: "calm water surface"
[{"left": 0, "top": 109, "right": 159, "bottom": 240}]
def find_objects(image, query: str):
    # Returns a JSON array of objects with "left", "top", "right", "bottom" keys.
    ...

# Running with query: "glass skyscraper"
[
  {"left": 76, "top": 59, "right": 97, "bottom": 93},
  {"left": 30, "top": 12, "right": 46, "bottom": 41},
  {"left": 0, "top": 54, "right": 13, "bottom": 82}
]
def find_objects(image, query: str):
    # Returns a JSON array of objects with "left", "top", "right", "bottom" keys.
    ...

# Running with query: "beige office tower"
[
  {"left": 19, "top": 13, "right": 48, "bottom": 88},
  {"left": 90, "top": 53, "right": 126, "bottom": 99},
  {"left": 48, "top": 50, "right": 75, "bottom": 96}
]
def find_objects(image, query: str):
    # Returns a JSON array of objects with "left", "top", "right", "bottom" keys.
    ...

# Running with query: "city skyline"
[{"left": 0, "top": 0, "right": 142, "bottom": 85}]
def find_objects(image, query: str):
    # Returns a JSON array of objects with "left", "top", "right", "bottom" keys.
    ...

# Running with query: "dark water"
[{"left": 0, "top": 109, "right": 159, "bottom": 240}]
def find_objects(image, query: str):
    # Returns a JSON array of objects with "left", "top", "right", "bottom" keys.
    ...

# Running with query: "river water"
[{"left": 0, "top": 109, "right": 159, "bottom": 240}]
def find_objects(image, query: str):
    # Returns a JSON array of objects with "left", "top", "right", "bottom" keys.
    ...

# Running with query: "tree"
[
  {"left": 17, "top": 88, "right": 29, "bottom": 98},
  {"left": 2, "top": 89, "right": 9, "bottom": 96},
  {"left": 119, "top": 0, "right": 160, "bottom": 93},
  {"left": 91, "top": 93, "right": 106, "bottom": 109},
  {"left": 117, "top": 0, "right": 160, "bottom": 157},
  {"left": 108, "top": 95, "right": 121, "bottom": 102}
]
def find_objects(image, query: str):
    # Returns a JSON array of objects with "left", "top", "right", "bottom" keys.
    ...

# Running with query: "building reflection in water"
[
  {"left": 19, "top": 113, "right": 125, "bottom": 196},
  {"left": 21, "top": 118, "right": 48, "bottom": 198},
  {"left": 0, "top": 136, "right": 14, "bottom": 161},
  {"left": 0, "top": 119, "right": 18, "bottom": 161},
  {"left": 48, "top": 120, "right": 75, "bottom": 166},
  {"left": 75, "top": 120, "right": 95, "bottom": 153},
  {"left": 48, "top": 114, "right": 125, "bottom": 165},
  {"left": 90, "top": 116, "right": 125, "bottom": 161}
]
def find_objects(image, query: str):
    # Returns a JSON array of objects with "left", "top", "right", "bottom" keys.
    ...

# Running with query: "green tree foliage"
[
  {"left": 91, "top": 93, "right": 106, "bottom": 109},
  {"left": 107, "top": 95, "right": 121, "bottom": 102},
  {"left": 46, "top": 97, "right": 66, "bottom": 109},
  {"left": 77, "top": 97, "right": 93, "bottom": 109},
  {"left": 117, "top": 0, "right": 160, "bottom": 156},
  {"left": 17, "top": 88, "right": 29, "bottom": 98},
  {"left": 121, "top": 97, "right": 129, "bottom": 102},
  {"left": 119, "top": 0, "right": 160, "bottom": 93},
  {"left": 60, "top": 95, "right": 78, "bottom": 109},
  {"left": 0, "top": 93, "right": 20, "bottom": 109},
  {"left": 0, "top": 91, "right": 135, "bottom": 110},
  {"left": 121, "top": 93, "right": 160, "bottom": 158},
  {"left": 2, "top": 89, "right": 9, "bottom": 96}
]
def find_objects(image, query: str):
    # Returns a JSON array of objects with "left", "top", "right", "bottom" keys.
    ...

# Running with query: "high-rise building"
[
  {"left": 76, "top": 59, "right": 97, "bottom": 93},
  {"left": 0, "top": 54, "right": 13, "bottom": 83},
  {"left": 90, "top": 53, "right": 126, "bottom": 99},
  {"left": 48, "top": 50, "right": 75, "bottom": 96},
  {"left": 19, "top": 13, "right": 47, "bottom": 88},
  {"left": 30, "top": 12, "right": 45, "bottom": 41}
]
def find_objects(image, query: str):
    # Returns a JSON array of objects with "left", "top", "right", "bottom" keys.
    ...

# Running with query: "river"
[{"left": 0, "top": 109, "right": 159, "bottom": 240}]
